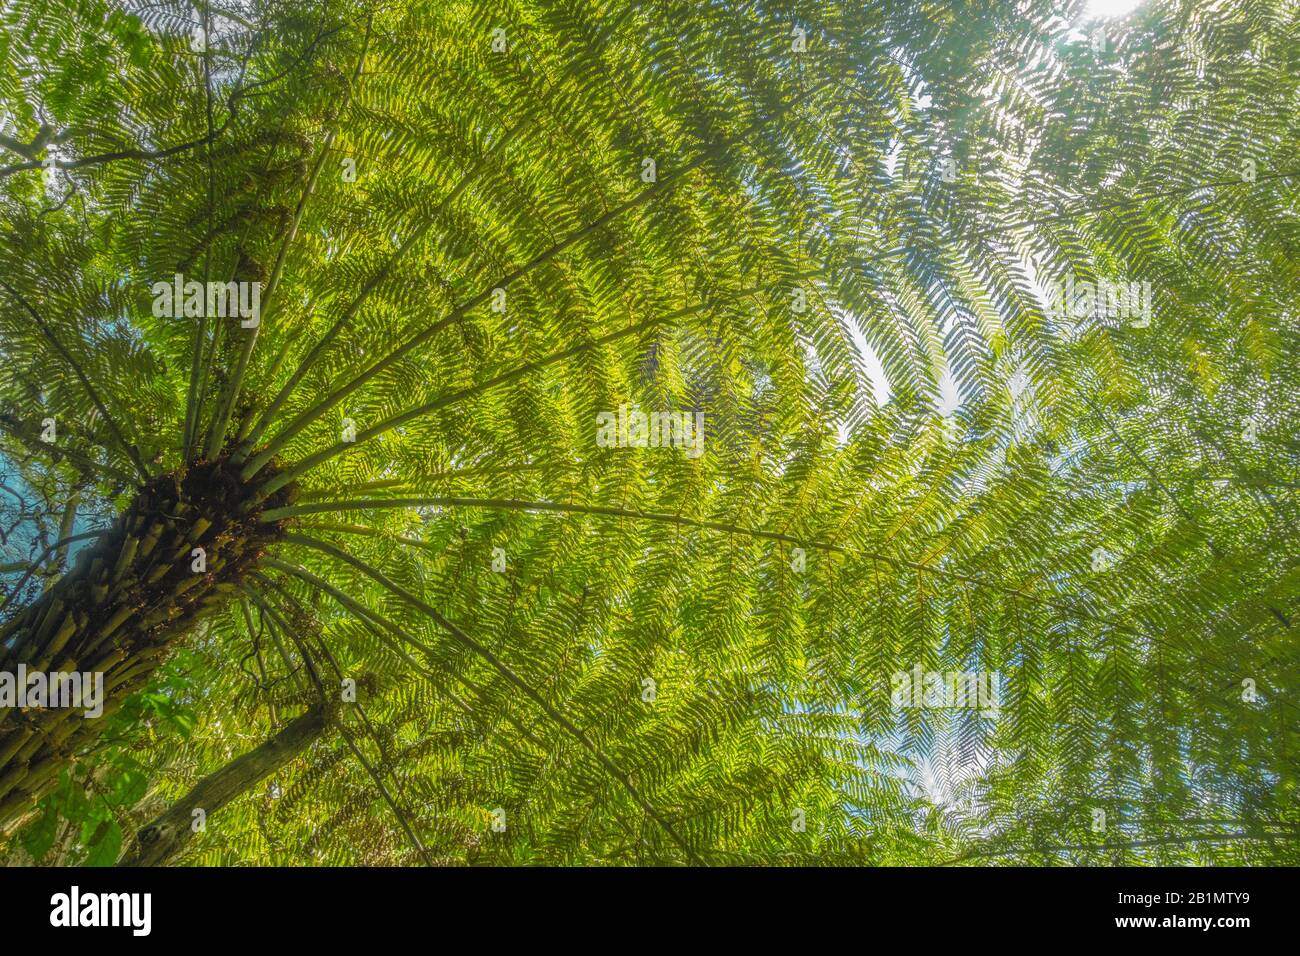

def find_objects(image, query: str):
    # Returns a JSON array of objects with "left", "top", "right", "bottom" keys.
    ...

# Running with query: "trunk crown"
[{"left": 0, "top": 452, "right": 296, "bottom": 831}]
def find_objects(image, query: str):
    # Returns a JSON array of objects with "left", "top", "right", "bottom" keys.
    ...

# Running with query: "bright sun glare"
[{"left": 1086, "top": 0, "right": 1144, "bottom": 16}]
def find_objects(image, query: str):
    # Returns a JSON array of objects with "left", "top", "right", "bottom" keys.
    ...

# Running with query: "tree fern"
[{"left": 0, "top": 0, "right": 1296, "bottom": 866}]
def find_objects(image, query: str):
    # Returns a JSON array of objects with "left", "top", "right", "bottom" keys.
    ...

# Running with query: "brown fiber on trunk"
[{"left": 0, "top": 452, "right": 295, "bottom": 832}]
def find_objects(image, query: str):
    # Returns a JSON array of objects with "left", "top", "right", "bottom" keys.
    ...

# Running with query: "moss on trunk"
[{"left": 119, "top": 701, "right": 335, "bottom": 866}]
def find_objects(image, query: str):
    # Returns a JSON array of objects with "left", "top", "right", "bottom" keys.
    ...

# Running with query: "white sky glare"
[{"left": 1086, "top": 0, "right": 1144, "bottom": 17}]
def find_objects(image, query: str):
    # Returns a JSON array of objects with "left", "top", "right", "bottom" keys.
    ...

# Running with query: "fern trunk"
[
  {"left": 119, "top": 701, "right": 334, "bottom": 866},
  {"left": 0, "top": 454, "right": 292, "bottom": 831}
]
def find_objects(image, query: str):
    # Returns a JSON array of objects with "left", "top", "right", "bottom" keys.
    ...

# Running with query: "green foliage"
[{"left": 0, "top": 0, "right": 1297, "bottom": 864}]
